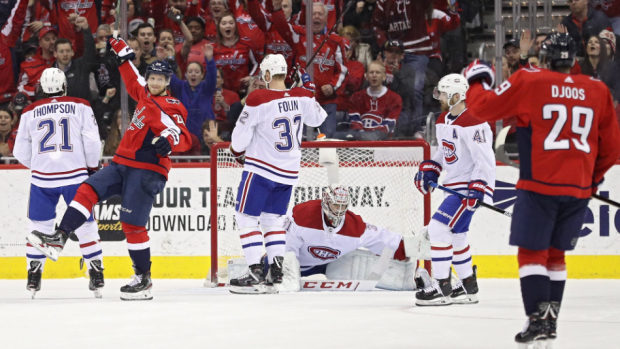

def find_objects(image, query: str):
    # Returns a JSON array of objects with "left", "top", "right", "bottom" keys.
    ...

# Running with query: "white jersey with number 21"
[{"left": 231, "top": 88, "right": 327, "bottom": 185}]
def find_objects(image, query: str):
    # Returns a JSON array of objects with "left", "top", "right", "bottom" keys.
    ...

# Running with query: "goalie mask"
[
  {"left": 260, "top": 54, "right": 287, "bottom": 85},
  {"left": 433, "top": 73, "right": 469, "bottom": 110},
  {"left": 322, "top": 186, "right": 350, "bottom": 227}
]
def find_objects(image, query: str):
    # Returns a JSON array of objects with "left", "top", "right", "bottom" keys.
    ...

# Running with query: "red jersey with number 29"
[{"left": 467, "top": 67, "right": 620, "bottom": 199}]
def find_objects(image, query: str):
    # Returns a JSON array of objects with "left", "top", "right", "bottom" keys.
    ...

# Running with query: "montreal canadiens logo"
[
  {"left": 442, "top": 140, "right": 458, "bottom": 164},
  {"left": 308, "top": 246, "right": 341, "bottom": 261}
]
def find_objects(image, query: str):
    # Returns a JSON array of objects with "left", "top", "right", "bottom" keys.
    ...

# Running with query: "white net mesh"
[{"left": 210, "top": 141, "right": 429, "bottom": 283}]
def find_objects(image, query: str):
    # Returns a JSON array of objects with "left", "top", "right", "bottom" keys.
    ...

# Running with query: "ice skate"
[
  {"left": 415, "top": 277, "right": 452, "bottom": 306},
  {"left": 545, "top": 302, "right": 560, "bottom": 348},
  {"left": 88, "top": 260, "right": 105, "bottom": 298},
  {"left": 27, "top": 261, "right": 42, "bottom": 299},
  {"left": 26, "top": 229, "right": 68, "bottom": 262},
  {"left": 120, "top": 267, "right": 153, "bottom": 301},
  {"left": 451, "top": 265, "right": 479, "bottom": 304},
  {"left": 229, "top": 264, "right": 267, "bottom": 294},
  {"left": 266, "top": 256, "right": 284, "bottom": 284},
  {"left": 515, "top": 302, "right": 549, "bottom": 349}
]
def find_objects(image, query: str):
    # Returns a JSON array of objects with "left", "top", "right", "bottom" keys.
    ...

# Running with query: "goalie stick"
[
  {"left": 429, "top": 182, "right": 513, "bottom": 217},
  {"left": 495, "top": 126, "right": 620, "bottom": 209}
]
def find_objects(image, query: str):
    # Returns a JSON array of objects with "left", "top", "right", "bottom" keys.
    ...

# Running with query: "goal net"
[{"left": 208, "top": 140, "right": 430, "bottom": 284}]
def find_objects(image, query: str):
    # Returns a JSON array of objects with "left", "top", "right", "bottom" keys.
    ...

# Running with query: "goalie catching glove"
[{"left": 108, "top": 37, "right": 136, "bottom": 62}]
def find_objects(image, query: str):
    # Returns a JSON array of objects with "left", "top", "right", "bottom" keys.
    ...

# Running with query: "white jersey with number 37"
[
  {"left": 231, "top": 88, "right": 327, "bottom": 185},
  {"left": 13, "top": 96, "right": 101, "bottom": 188}
]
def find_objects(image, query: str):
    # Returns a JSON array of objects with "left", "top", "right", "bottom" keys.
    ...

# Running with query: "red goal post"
[{"left": 209, "top": 140, "right": 431, "bottom": 284}]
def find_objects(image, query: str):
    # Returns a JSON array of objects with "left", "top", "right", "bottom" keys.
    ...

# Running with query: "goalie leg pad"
[
  {"left": 227, "top": 257, "right": 250, "bottom": 282},
  {"left": 325, "top": 250, "right": 416, "bottom": 291},
  {"left": 278, "top": 251, "right": 301, "bottom": 292}
]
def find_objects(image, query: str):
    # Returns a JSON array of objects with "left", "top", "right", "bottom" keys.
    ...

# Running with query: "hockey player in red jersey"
[
  {"left": 27, "top": 38, "right": 191, "bottom": 301},
  {"left": 465, "top": 33, "right": 620, "bottom": 346}
]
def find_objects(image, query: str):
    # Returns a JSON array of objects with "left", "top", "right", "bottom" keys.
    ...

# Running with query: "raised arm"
[
  {"left": 201, "top": 44, "right": 218, "bottom": 97},
  {"left": 1, "top": 0, "right": 29, "bottom": 47},
  {"left": 230, "top": 95, "right": 261, "bottom": 153},
  {"left": 247, "top": 0, "right": 272, "bottom": 33},
  {"left": 371, "top": 0, "right": 389, "bottom": 48}
]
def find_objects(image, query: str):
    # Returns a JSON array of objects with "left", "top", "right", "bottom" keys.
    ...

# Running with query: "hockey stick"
[
  {"left": 305, "top": 0, "right": 355, "bottom": 66},
  {"left": 495, "top": 126, "right": 620, "bottom": 208},
  {"left": 113, "top": 0, "right": 122, "bottom": 39},
  {"left": 428, "top": 182, "right": 513, "bottom": 218}
]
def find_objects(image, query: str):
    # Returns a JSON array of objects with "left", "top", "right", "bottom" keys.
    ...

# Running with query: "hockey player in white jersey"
[
  {"left": 414, "top": 74, "right": 495, "bottom": 306},
  {"left": 270, "top": 186, "right": 430, "bottom": 291},
  {"left": 13, "top": 68, "right": 104, "bottom": 298},
  {"left": 229, "top": 54, "right": 327, "bottom": 294}
]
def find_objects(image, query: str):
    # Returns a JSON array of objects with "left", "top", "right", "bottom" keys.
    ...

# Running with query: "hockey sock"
[
  {"left": 518, "top": 247, "right": 550, "bottom": 315},
  {"left": 122, "top": 222, "right": 151, "bottom": 274},
  {"left": 548, "top": 247, "right": 567, "bottom": 304},
  {"left": 239, "top": 229, "right": 264, "bottom": 265},
  {"left": 264, "top": 230, "right": 286, "bottom": 264},
  {"left": 26, "top": 243, "right": 47, "bottom": 271},
  {"left": 78, "top": 232, "right": 103, "bottom": 269},
  {"left": 452, "top": 244, "right": 473, "bottom": 279},
  {"left": 60, "top": 184, "right": 99, "bottom": 234},
  {"left": 430, "top": 243, "right": 453, "bottom": 280}
]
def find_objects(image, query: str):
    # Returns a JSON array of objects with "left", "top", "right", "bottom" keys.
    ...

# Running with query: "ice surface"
[{"left": 1, "top": 279, "right": 619, "bottom": 349}]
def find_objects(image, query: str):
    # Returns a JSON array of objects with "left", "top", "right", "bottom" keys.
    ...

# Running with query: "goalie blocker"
[{"left": 227, "top": 187, "right": 431, "bottom": 292}]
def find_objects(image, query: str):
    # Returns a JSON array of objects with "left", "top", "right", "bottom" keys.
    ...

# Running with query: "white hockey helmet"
[
  {"left": 433, "top": 73, "right": 468, "bottom": 109},
  {"left": 260, "top": 54, "right": 288, "bottom": 84},
  {"left": 40, "top": 68, "right": 67, "bottom": 96},
  {"left": 321, "top": 186, "right": 350, "bottom": 228}
]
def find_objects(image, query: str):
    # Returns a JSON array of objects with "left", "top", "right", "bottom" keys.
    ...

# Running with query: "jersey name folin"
[
  {"left": 33, "top": 103, "right": 76, "bottom": 117},
  {"left": 278, "top": 100, "right": 299, "bottom": 113}
]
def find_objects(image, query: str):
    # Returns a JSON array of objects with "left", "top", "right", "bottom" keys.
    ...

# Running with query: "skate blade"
[
  {"left": 451, "top": 293, "right": 479, "bottom": 304},
  {"left": 120, "top": 289, "right": 153, "bottom": 301},
  {"left": 517, "top": 340, "right": 548, "bottom": 349},
  {"left": 94, "top": 289, "right": 102, "bottom": 298},
  {"left": 229, "top": 284, "right": 267, "bottom": 295},
  {"left": 25, "top": 235, "right": 59, "bottom": 262},
  {"left": 30, "top": 289, "right": 37, "bottom": 299},
  {"left": 415, "top": 296, "right": 453, "bottom": 306}
]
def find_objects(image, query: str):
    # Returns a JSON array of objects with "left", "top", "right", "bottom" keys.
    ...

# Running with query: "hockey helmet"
[
  {"left": 40, "top": 68, "right": 67, "bottom": 96},
  {"left": 539, "top": 33, "right": 576, "bottom": 69},
  {"left": 260, "top": 54, "right": 288, "bottom": 84},
  {"left": 433, "top": 73, "right": 469, "bottom": 109},
  {"left": 321, "top": 186, "right": 350, "bottom": 228},
  {"left": 146, "top": 60, "right": 173, "bottom": 84}
]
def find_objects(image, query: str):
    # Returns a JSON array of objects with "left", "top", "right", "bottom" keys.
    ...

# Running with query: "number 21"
[{"left": 38, "top": 118, "right": 73, "bottom": 153}]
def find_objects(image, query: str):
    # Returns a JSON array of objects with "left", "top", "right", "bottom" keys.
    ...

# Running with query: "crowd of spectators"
[{"left": 10, "top": 0, "right": 619, "bottom": 161}]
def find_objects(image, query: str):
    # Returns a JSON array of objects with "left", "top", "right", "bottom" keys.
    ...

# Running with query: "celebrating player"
[
  {"left": 26, "top": 39, "right": 192, "bottom": 301},
  {"left": 464, "top": 33, "right": 620, "bottom": 347},
  {"left": 272, "top": 186, "right": 429, "bottom": 292},
  {"left": 414, "top": 73, "right": 495, "bottom": 306},
  {"left": 228, "top": 53, "right": 326, "bottom": 294},
  {"left": 13, "top": 68, "right": 104, "bottom": 299}
]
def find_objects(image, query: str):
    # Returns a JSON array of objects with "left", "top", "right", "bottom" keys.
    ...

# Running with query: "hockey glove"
[
  {"left": 464, "top": 180, "right": 487, "bottom": 211},
  {"left": 464, "top": 59, "right": 495, "bottom": 87},
  {"left": 108, "top": 37, "right": 135, "bottom": 62},
  {"left": 292, "top": 64, "right": 316, "bottom": 94},
  {"left": 230, "top": 145, "right": 246, "bottom": 165},
  {"left": 414, "top": 160, "right": 442, "bottom": 195},
  {"left": 592, "top": 177, "right": 604, "bottom": 195},
  {"left": 152, "top": 136, "right": 172, "bottom": 156}
]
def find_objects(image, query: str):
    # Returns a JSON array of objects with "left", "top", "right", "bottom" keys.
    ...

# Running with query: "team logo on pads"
[
  {"left": 442, "top": 140, "right": 458, "bottom": 164},
  {"left": 308, "top": 246, "right": 341, "bottom": 261}
]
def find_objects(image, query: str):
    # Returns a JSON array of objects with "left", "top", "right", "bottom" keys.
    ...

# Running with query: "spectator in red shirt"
[
  {"left": 176, "top": 16, "right": 211, "bottom": 75},
  {"left": 425, "top": 1, "right": 461, "bottom": 79},
  {"left": 17, "top": 26, "right": 56, "bottom": 100},
  {"left": 213, "top": 12, "right": 259, "bottom": 96},
  {"left": 212, "top": 68, "right": 240, "bottom": 133},
  {"left": 346, "top": 61, "right": 402, "bottom": 140},
  {"left": 201, "top": 0, "right": 229, "bottom": 43},
  {"left": 228, "top": 0, "right": 267, "bottom": 57},
  {"left": 0, "top": 108, "right": 17, "bottom": 158},
  {"left": 591, "top": 0, "right": 620, "bottom": 36},
  {"left": 336, "top": 38, "right": 365, "bottom": 116},
  {"left": 23, "top": 0, "right": 56, "bottom": 43},
  {"left": 0, "top": 0, "right": 27, "bottom": 107},
  {"left": 153, "top": 0, "right": 200, "bottom": 44}
]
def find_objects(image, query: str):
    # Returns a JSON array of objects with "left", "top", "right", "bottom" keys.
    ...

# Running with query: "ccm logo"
[{"left": 302, "top": 281, "right": 355, "bottom": 289}]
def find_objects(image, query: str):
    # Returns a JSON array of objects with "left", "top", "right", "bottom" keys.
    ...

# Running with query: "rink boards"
[{"left": 1, "top": 164, "right": 619, "bottom": 279}]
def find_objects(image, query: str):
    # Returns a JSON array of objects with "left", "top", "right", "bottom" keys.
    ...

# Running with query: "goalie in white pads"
[
  {"left": 228, "top": 54, "right": 327, "bottom": 294},
  {"left": 413, "top": 74, "right": 495, "bottom": 306},
  {"left": 252, "top": 186, "right": 430, "bottom": 292}
]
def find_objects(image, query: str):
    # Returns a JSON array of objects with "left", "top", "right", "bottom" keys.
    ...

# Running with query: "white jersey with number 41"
[
  {"left": 13, "top": 96, "right": 101, "bottom": 188},
  {"left": 231, "top": 88, "right": 327, "bottom": 185}
]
